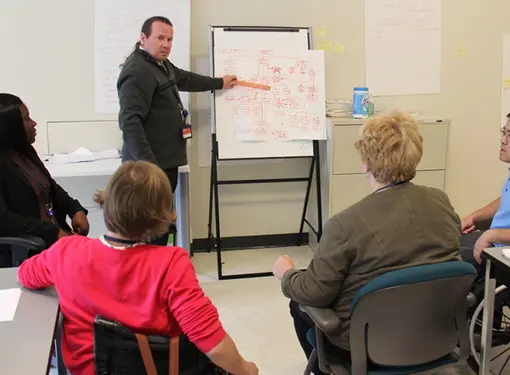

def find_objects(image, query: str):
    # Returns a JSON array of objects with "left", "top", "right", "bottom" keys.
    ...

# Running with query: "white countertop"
[
  {"left": 44, "top": 158, "right": 190, "bottom": 178},
  {"left": 327, "top": 115, "right": 449, "bottom": 126}
]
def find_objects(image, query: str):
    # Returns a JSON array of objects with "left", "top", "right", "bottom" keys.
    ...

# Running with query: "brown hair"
[
  {"left": 94, "top": 161, "right": 173, "bottom": 242},
  {"left": 354, "top": 111, "right": 423, "bottom": 185}
]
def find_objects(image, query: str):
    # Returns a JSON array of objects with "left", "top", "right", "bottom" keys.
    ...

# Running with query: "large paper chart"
[{"left": 215, "top": 49, "right": 327, "bottom": 142}]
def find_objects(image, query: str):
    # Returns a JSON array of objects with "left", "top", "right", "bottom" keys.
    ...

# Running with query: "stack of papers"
[
  {"left": 46, "top": 147, "right": 120, "bottom": 164},
  {"left": 326, "top": 100, "right": 353, "bottom": 118}
]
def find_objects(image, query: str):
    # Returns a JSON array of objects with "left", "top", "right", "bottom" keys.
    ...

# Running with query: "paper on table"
[
  {"left": 503, "top": 248, "right": 510, "bottom": 260},
  {"left": 0, "top": 288, "right": 21, "bottom": 322},
  {"left": 47, "top": 147, "right": 120, "bottom": 164}
]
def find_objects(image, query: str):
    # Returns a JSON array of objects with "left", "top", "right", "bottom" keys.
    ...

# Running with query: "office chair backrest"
[
  {"left": 347, "top": 261, "right": 476, "bottom": 371},
  {"left": 0, "top": 235, "right": 46, "bottom": 267},
  {"left": 93, "top": 315, "right": 179, "bottom": 375}
]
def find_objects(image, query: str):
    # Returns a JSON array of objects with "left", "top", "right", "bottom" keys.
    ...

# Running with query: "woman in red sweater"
[{"left": 17, "top": 161, "right": 258, "bottom": 375}]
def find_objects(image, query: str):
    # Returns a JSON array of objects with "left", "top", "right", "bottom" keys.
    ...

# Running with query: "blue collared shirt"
[{"left": 490, "top": 171, "right": 510, "bottom": 246}]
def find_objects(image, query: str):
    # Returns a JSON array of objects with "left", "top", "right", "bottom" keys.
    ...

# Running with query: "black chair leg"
[{"left": 303, "top": 348, "right": 318, "bottom": 375}]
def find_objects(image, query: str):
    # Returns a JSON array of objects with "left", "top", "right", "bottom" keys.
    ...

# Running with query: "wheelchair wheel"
[{"left": 469, "top": 285, "right": 510, "bottom": 374}]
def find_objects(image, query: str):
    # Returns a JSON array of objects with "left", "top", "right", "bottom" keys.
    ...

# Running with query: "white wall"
[
  {"left": 187, "top": 0, "right": 510, "bottom": 238},
  {"left": 2, "top": 0, "right": 509, "bottom": 241}
]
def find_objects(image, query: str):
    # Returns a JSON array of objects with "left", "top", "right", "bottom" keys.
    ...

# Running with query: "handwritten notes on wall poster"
[
  {"left": 215, "top": 49, "right": 327, "bottom": 142},
  {"left": 365, "top": 0, "right": 441, "bottom": 96},
  {"left": 94, "top": 0, "right": 190, "bottom": 113},
  {"left": 502, "top": 35, "right": 510, "bottom": 125}
]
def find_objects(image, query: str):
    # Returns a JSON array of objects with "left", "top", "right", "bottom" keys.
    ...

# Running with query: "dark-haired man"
[
  {"left": 459, "top": 113, "right": 510, "bottom": 333},
  {"left": 118, "top": 16, "right": 237, "bottom": 244},
  {"left": 118, "top": 16, "right": 236, "bottom": 192},
  {"left": 461, "top": 113, "right": 510, "bottom": 265}
]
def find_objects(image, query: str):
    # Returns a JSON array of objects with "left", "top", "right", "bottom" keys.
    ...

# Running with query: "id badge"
[
  {"left": 182, "top": 124, "right": 192, "bottom": 139},
  {"left": 181, "top": 108, "right": 192, "bottom": 139}
]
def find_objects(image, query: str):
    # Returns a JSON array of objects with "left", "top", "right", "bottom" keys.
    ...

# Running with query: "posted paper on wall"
[
  {"left": 0, "top": 288, "right": 21, "bottom": 322},
  {"left": 365, "top": 0, "right": 441, "bottom": 96},
  {"left": 214, "top": 49, "right": 327, "bottom": 142},
  {"left": 502, "top": 35, "right": 510, "bottom": 126},
  {"left": 94, "top": 0, "right": 190, "bottom": 113}
]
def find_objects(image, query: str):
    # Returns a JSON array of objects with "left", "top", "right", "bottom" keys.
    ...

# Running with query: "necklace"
[{"left": 100, "top": 234, "right": 144, "bottom": 250}]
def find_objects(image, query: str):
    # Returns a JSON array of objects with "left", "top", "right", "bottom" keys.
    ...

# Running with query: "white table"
[
  {"left": 0, "top": 268, "right": 59, "bottom": 375},
  {"left": 44, "top": 158, "right": 191, "bottom": 254},
  {"left": 478, "top": 247, "right": 510, "bottom": 374}
]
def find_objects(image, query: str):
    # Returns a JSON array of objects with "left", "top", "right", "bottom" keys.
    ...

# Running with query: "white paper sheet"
[
  {"left": 214, "top": 49, "right": 327, "bottom": 142},
  {"left": 47, "top": 147, "right": 120, "bottom": 164},
  {"left": 501, "top": 35, "right": 510, "bottom": 126},
  {"left": 365, "top": 0, "right": 441, "bottom": 96},
  {"left": 0, "top": 288, "right": 21, "bottom": 322},
  {"left": 94, "top": 0, "right": 191, "bottom": 113}
]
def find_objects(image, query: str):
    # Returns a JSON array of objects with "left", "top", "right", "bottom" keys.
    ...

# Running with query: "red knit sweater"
[{"left": 17, "top": 236, "right": 225, "bottom": 375}]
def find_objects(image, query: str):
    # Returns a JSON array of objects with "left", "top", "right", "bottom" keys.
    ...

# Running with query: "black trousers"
[
  {"left": 151, "top": 167, "right": 178, "bottom": 246},
  {"left": 289, "top": 300, "right": 350, "bottom": 375},
  {"left": 459, "top": 231, "right": 486, "bottom": 279},
  {"left": 165, "top": 167, "right": 179, "bottom": 193}
]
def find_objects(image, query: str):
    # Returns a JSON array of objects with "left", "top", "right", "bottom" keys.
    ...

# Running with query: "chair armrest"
[
  {"left": 0, "top": 235, "right": 46, "bottom": 250},
  {"left": 300, "top": 305, "right": 342, "bottom": 335}
]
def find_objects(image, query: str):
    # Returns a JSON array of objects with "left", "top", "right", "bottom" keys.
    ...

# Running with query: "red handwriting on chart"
[
  {"left": 300, "top": 115, "right": 310, "bottom": 130},
  {"left": 220, "top": 49, "right": 322, "bottom": 140},
  {"left": 291, "top": 114, "right": 300, "bottom": 127},
  {"left": 313, "top": 116, "right": 322, "bottom": 132}
]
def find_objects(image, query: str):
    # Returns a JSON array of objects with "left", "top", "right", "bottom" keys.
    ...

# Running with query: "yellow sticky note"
[
  {"left": 316, "top": 27, "right": 327, "bottom": 38},
  {"left": 456, "top": 48, "right": 466, "bottom": 58},
  {"left": 504, "top": 79, "right": 510, "bottom": 89},
  {"left": 316, "top": 40, "right": 334, "bottom": 51},
  {"left": 334, "top": 44, "right": 345, "bottom": 55}
]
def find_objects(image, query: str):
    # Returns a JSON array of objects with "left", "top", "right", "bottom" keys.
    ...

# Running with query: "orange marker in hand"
[{"left": 236, "top": 80, "right": 271, "bottom": 91}]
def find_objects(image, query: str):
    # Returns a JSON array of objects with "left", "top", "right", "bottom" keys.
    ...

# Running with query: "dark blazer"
[
  {"left": 117, "top": 48, "right": 224, "bottom": 170},
  {"left": 0, "top": 146, "right": 86, "bottom": 247}
]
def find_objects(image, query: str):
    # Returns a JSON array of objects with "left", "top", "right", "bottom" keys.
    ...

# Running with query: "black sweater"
[{"left": 0, "top": 146, "right": 86, "bottom": 247}]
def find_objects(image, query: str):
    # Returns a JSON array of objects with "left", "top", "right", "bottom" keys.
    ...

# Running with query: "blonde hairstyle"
[
  {"left": 354, "top": 111, "right": 423, "bottom": 185},
  {"left": 93, "top": 161, "right": 173, "bottom": 242}
]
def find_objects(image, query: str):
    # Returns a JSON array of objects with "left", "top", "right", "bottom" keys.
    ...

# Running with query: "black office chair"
[
  {"left": 301, "top": 261, "right": 477, "bottom": 375},
  {"left": 93, "top": 315, "right": 226, "bottom": 375},
  {"left": 0, "top": 235, "right": 45, "bottom": 267}
]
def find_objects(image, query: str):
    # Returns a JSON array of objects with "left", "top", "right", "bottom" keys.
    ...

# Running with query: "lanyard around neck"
[
  {"left": 373, "top": 181, "right": 408, "bottom": 194},
  {"left": 100, "top": 234, "right": 144, "bottom": 250}
]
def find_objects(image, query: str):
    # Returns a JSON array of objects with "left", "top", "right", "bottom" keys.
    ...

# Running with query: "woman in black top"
[{"left": 0, "top": 93, "right": 89, "bottom": 267}]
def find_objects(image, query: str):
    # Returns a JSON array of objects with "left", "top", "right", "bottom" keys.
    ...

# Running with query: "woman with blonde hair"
[
  {"left": 273, "top": 111, "right": 461, "bottom": 375},
  {"left": 18, "top": 161, "right": 257, "bottom": 375}
]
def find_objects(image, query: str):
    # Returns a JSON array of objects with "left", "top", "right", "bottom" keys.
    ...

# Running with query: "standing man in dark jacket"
[{"left": 117, "top": 16, "right": 237, "bottom": 244}]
